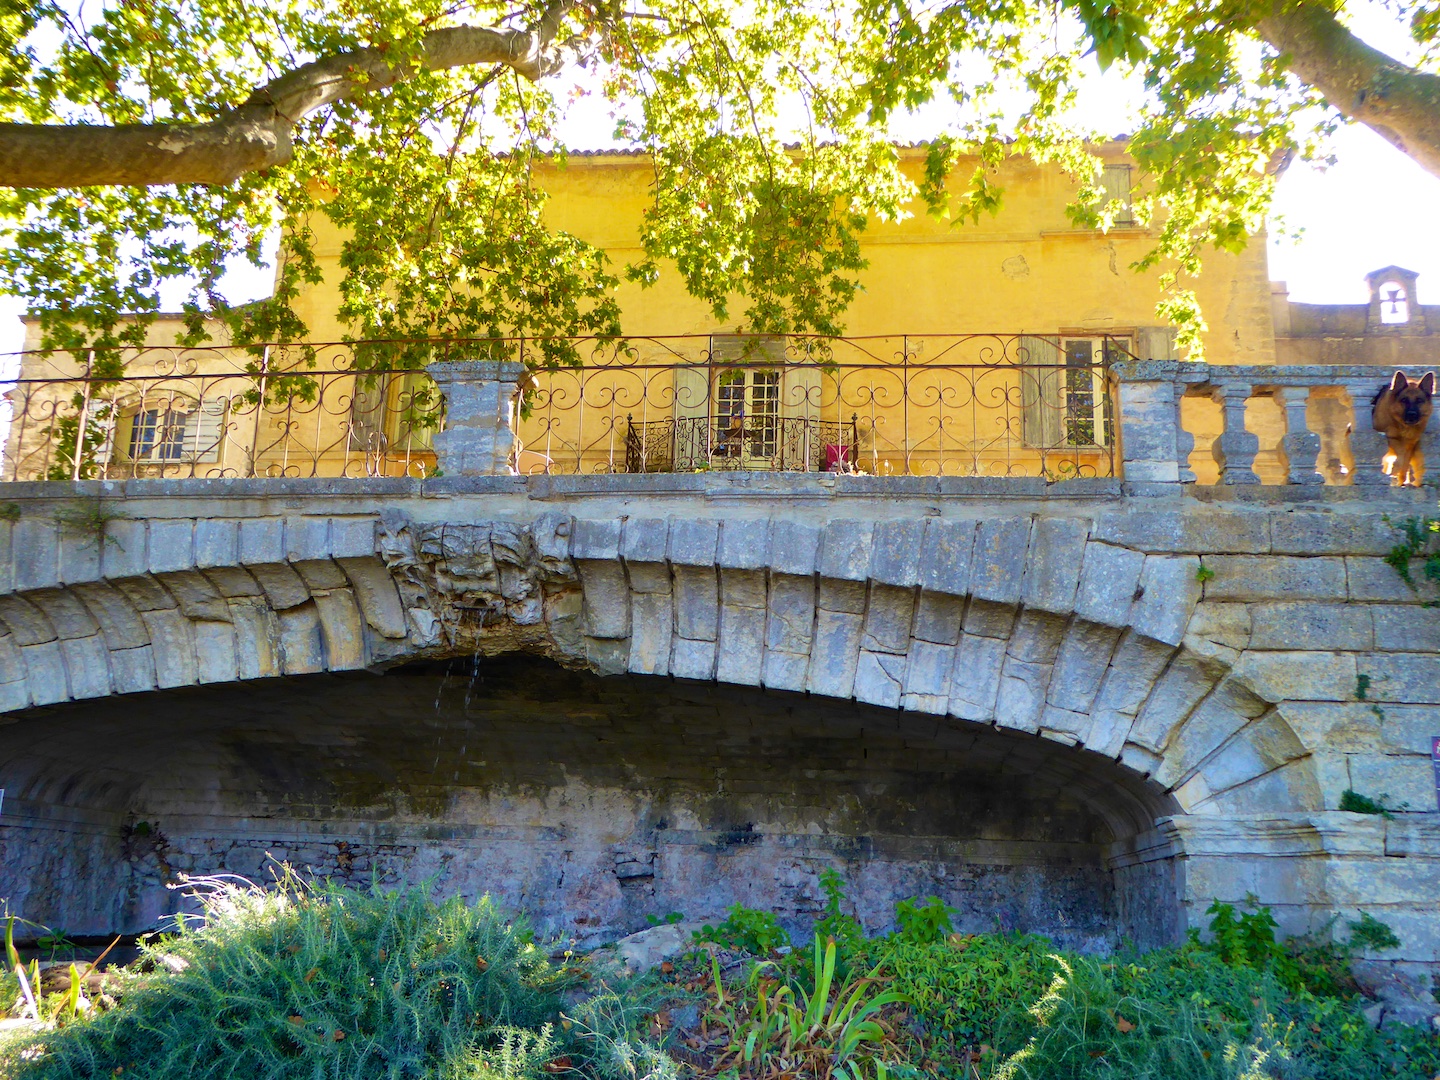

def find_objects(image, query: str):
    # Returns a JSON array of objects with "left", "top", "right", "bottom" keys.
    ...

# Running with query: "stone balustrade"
[{"left": 1112, "top": 361, "right": 1440, "bottom": 488}]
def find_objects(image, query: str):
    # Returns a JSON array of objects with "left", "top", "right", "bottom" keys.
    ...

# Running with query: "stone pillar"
[
  {"left": 426, "top": 360, "right": 526, "bottom": 476},
  {"left": 1210, "top": 379, "right": 1260, "bottom": 485},
  {"left": 1274, "top": 386, "right": 1323, "bottom": 485},
  {"left": 1114, "top": 361, "right": 1192, "bottom": 484},
  {"left": 1342, "top": 377, "right": 1393, "bottom": 487}
]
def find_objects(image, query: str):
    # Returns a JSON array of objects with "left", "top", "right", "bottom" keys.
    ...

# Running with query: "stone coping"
[{"left": 0, "top": 473, "right": 1434, "bottom": 506}]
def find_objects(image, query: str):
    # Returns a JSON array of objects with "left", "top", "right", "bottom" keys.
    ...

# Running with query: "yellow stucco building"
[{"left": 9, "top": 143, "right": 1281, "bottom": 481}]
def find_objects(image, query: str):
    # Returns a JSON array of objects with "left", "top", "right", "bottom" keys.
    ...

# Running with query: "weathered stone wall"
[
  {"left": 1, "top": 658, "right": 1175, "bottom": 951},
  {"left": 0, "top": 474, "right": 1434, "bottom": 982}
]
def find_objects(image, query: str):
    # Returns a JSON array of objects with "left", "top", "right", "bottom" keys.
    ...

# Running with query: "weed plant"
[{"left": 1, "top": 871, "right": 573, "bottom": 1080}]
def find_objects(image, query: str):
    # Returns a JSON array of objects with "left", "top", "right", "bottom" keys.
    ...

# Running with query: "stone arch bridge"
[{"left": 0, "top": 475, "right": 1435, "bottom": 982}]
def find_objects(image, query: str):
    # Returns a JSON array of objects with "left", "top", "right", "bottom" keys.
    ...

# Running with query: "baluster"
[
  {"left": 1274, "top": 385, "right": 1323, "bottom": 485},
  {"left": 1341, "top": 376, "right": 1392, "bottom": 487},
  {"left": 1211, "top": 379, "right": 1260, "bottom": 485},
  {"left": 1174, "top": 384, "right": 1196, "bottom": 483}
]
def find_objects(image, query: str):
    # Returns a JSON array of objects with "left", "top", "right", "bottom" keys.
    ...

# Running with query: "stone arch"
[{"left": 0, "top": 506, "right": 1326, "bottom": 946}]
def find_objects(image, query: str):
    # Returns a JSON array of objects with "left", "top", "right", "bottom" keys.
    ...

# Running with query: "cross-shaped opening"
[{"left": 1379, "top": 283, "right": 1411, "bottom": 324}]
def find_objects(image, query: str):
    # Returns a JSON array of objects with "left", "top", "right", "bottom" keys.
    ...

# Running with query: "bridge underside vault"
[{"left": 1, "top": 655, "right": 1182, "bottom": 951}]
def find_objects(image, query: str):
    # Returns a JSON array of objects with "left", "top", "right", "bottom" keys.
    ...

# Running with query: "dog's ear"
[
  {"left": 1421, "top": 371, "right": 1436, "bottom": 397},
  {"left": 1391, "top": 370, "right": 1410, "bottom": 394}
]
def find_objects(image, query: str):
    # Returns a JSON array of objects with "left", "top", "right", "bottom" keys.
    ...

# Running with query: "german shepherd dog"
[{"left": 1371, "top": 370, "right": 1435, "bottom": 486}]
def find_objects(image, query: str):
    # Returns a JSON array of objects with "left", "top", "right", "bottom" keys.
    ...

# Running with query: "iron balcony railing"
[
  {"left": 625, "top": 415, "right": 862, "bottom": 473},
  {"left": 0, "top": 334, "right": 1128, "bottom": 481}
]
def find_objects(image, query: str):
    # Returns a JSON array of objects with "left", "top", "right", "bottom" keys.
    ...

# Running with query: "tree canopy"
[{"left": 2, "top": 0, "right": 1438, "bottom": 365}]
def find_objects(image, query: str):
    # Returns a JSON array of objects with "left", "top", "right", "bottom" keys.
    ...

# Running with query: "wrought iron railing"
[
  {"left": 0, "top": 334, "right": 1127, "bottom": 480},
  {"left": 625, "top": 415, "right": 861, "bottom": 473},
  {"left": 0, "top": 342, "right": 446, "bottom": 481},
  {"left": 519, "top": 333, "right": 1123, "bottom": 478}
]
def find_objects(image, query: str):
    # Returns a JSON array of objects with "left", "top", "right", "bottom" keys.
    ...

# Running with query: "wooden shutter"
[
  {"left": 1019, "top": 336, "right": 1063, "bottom": 448},
  {"left": 92, "top": 402, "right": 117, "bottom": 465},
  {"left": 672, "top": 363, "right": 710, "bottom": 470},
  {"left": 187, "top": 398, "right": 227, "bottom": 462}
]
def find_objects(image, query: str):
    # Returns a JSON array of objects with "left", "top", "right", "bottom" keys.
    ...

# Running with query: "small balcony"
[{"left": 624, "top": 415, "right": 861, "bottom": 473}]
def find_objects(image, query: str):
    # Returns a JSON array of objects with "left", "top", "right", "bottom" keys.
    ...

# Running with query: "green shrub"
[
  {"left": 859, "top": 933, "right": 1060, "bottom": 1054},
  {"left": 1347, "top": 912, "right": 1401, "bottom": 953},
  {"left": 693, "top": 904, "right": 789, "bottom": 956},
  {"left": 892, "top": 897, "right": 956, "bottom": 946},
  {"left": 3, "top": 871, "right": 569, "bottom": 1080}
]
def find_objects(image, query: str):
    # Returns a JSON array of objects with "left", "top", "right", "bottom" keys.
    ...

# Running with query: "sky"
[{"left": 3, "top": 3, "right": 1439, "bottom": 355}]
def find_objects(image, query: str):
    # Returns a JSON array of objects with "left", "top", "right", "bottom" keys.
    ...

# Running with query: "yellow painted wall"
[{"left": 11, "top": 145, "right": 1281, "bottom": 480}]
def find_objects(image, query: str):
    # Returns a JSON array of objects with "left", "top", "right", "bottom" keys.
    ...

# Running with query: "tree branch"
[
  {"left": 1258, "top": 0, "right": 1440, "bottom": 179},
  {"left": 0, "top": 1, "right": 578, "bottom": 189}
]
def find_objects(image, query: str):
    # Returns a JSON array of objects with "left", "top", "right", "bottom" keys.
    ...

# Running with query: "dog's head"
[{"left": 1386, "top": 370, "right": 1436, "bottom": 426}]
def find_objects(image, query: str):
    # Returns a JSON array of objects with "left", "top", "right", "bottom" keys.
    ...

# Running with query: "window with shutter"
[
  {"left": 1021, "top": 337, "right": 1119, "bottom": 449},
  {"left": 125, "top": 396, "right": 226, "bottom": 463},
  {"left": 1101, "top": 164, "right": 1135, "bottom": 225}
]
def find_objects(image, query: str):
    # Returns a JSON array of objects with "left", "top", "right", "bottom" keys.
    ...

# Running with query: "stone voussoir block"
[
  {"left": 769, "top": 519, "right": 820, "bottom": 577},
  {"left": 101, "top": 518, "right": 148, "bottom": 579},
  {"left": 968, "top": 517, "right": 1032, "bottom": 604},
  {"left": 806, "top": 609, "right": 863, "bottom": 698},
  {"left": 818, "top": 519, "right": 874, "bottom": 582},
  {"left": 21, "top": 640, "right": 68, "bottom": 706},
  {"left": 329, "top": 517, "right": 379, "bottom": 560},
  {"left": 1021, "top": 516, "right": 1090, "bottom": 614},
  {"left": 862, "top": 584, "right": 915, "bottom": 654},
  {"left": 667, "top": 519, "right": 719, "bottom": 567},
  {"left": 194, "top": 518, "right": 240, "bottom": 568},
  {"left": 336, "top": 557, "right": 409, "bottom": 639},
  {"left": 26, "top": 588, "right": 99, "bottom": 639},
  {"left": 621, "top": 517, "right": 669, "bottom": 565},
  {"left": 284, "top": 518, "right": 332, "bottom": 564},
  {"left": 672, "top": 565, "right": 718, "bottom": 641},
  {"left": 0, "top": 594, "right": 58, "bottom": 646},
  {"left": 239, "top": 518, "right": 285, "bottom": 565},
  {"left": 577, "top": 559, "right": 630, "bottom": 639},
  {"left": 1130, "top": 555, "right": 1201, "bottom": 647},
  {"left": 571, "top": 518, "right": 622, "bottom": 561},
  {"left": 1074, "top": 542, "right": 1145, "bottom": 629},
  {"left": 918, "top": 518, "right": 976, "bottom": 597},
  {"left": 718, "top": 518, "right": 771, "bottom": 569},
  {"left": 869, "top": 519, "right": 924, "bottom": 588},
  {"left": 853, "top": 650, "right": 906, "bottom": 708},
  {"left": 71, "top": 581, "right": 151, "bottom": 650},
  {"left": 147, "top": 519, "right": 196, "bottom": 575},
  {"left": 59, "top": 634, "right": 111, "bottom": 699},
  {"left": 12, "top": 519, "right": 60, "bottom": 591}
]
